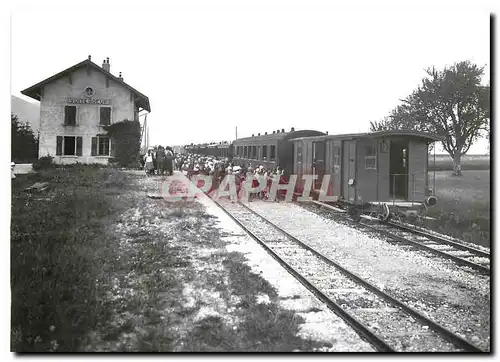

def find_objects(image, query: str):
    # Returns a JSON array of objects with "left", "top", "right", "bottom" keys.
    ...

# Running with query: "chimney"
[
  {"left": 281, "top": 128, "right": 285, "bottom": 133},
  {"left": 119, "top": 72, "right": 123, "bottom": 81},
  {"left": 252, "top": 134, "right": 254, "bottom": 137},
  {"left": 273, "top": 131, "right": 275, "bottom": 134},
  {"left": 326, "top": 131, "right": 329, "bottom": 135},
  {"left": 102, "top": 58, "right": 110, "bottom": 72},
  {"left": 265, "top": 132, "right": 267, "bottom": 135},
  {"left": 291, "top": 127, "right": 295, "bottom": 131},
  {"left": 258, "top": 133, "right": 260, "bottom": 136},
  {"left": 88, "top": 55, "right": 91, "bottom": 61}
]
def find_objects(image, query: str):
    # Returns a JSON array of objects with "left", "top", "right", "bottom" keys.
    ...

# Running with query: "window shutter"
[
  {"left": 56, "top": 136, "right": 63, "bottom": 155},
  {"left": 100, "top": 107, "right": 111, "bottom": 125},
  {"left": 76, "top": 137, "right": 83, "bottom": 156},
  {"left": 64, "top": 106, "right": 69, "bottom": 125},
  {"left": 91, "top": 137, "right": 97, "bottom": 156},
  {"left": 65, "top": 106, "right": 76, "bottom": 125}
]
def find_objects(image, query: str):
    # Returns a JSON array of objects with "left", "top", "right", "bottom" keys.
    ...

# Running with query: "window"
[
  {"left": 64, "top": 106, "right": 77, "bottom": 125},
  {"left": 365, "top": 145, "right": 377, "bottom": 170},
  {"left": 252, "top": 146, "right": 257, "bottom": 159},
  {"left": 333, "top": 146, "right": 341, "bottom": 170},
  {"left": 56, "top": 136, "right": 83, "bottom": 156},
  {"left": 262, "top": 145, "right": 268, "bottom": 160},
  {"left": 270, "top": 145, "right": 276, "bottom": 161},
  {"left": 100, "top": 107, "right": 111, "bottom": 125},
  {"left": 91, "top": 136, "right": 111, "bottom": 156}
]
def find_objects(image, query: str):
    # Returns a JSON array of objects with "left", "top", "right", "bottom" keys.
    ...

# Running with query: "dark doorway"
[
  {"left": 389, "top": 139, "right": 409, "bottom": 199},
  {"left": 312, "top": 141, "right": 326, "bottom": 190}
]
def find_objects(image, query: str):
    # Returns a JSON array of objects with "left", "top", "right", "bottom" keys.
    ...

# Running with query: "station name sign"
[{"left": 68, "top": 98, "right": 110, "bottom": 105}]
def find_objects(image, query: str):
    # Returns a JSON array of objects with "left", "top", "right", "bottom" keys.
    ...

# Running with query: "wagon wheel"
[{"left": 348, "top": 207, "right": 362, "bottom": 222}]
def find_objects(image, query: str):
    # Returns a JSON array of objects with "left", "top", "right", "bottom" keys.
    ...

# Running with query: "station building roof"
[{"left": 21, "top": 57, "right": 151, "bottom": 112}]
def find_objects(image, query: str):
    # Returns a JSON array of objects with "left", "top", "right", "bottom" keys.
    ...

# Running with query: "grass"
[
  {"left": 10, "top": 166, "right": 131, "bottom": 352},
  {"left": 422, "top": 170, "right": 490, "bottom": 247},
  {"left": 180, "top": 252, "right": 330, "bottom": 352},
  {"left": 428, "top": 154, "right": 490, "bottom": 171},
  {"left": 12, "top": 167, "right": 336, "bottom": 351}
]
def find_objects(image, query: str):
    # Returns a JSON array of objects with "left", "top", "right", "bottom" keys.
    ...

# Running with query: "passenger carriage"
[
  {"left": 232, "top": 128, "right": 326, "bottom": 173},
  {"left": 291, "top": 130, "right": 442, "bottom": 222}
]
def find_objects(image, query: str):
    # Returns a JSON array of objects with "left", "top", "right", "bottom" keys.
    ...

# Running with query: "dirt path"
[{"left": 79, "top": 171, "right": 374, "bottom": 352}]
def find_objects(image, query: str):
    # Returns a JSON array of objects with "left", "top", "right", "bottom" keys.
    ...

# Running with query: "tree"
[
  {"left": 11, "top": 113, "right": 39, "bottom": 163},
  {"left": 370, "top": 61, "right": 490, "bottom": 176}
]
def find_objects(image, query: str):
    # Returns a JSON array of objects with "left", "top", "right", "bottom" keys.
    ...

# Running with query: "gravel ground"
[
  {"left": 244, "top": 201, "right": 491, "bottom": 351},
  {"left": 220, "top": 201, "right": 461, "bottom": 352}
]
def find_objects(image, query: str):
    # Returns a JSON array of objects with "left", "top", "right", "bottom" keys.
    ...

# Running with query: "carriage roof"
[
  {"left": 289, "top": 130, "right": 443, "bottom": 143},
  {"left": 234, "top": 129, "right": 326, "bottom": 143}
]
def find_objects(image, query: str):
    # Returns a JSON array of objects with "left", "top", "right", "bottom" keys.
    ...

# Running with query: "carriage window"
[
  {"left": 333, "top": 146, "right": 341, "bottom": 170},
  {"left": 365, "top": 145, "right": 377, "bottom": 170},
  {"left": 270, "top": 145, "right": 276, "bottom": 161}
]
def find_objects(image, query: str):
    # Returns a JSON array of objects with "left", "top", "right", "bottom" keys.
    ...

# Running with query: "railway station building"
[{"left": 21, "top": 56, "right": 151, "bottom": 164}]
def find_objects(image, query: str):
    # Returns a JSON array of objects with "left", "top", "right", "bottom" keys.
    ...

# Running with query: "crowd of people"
[
  {"left": 141, "top": 149, "right": 298, "bottom": 200},
  {"left": 142, "top": 146, "right": 175, "bottom": 176},
  {"left": 174, "top": 153, "right": 290, "bottom": 200}
]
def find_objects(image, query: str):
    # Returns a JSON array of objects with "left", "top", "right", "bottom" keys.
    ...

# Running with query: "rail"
[
  {"left": 213, "top": 198, "right": 484, "bottom": 352},
  {"left": 306, "top": 200, "right": 490, "bottom": 275}
]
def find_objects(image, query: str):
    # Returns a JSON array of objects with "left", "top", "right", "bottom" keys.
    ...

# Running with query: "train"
[{"left": 184, "top": 128, "right": 442, "bottom": 222}]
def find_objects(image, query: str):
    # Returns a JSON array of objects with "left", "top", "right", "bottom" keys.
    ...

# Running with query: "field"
[
  {"left": 423, "top": 170, "right": 490, "bottom": 247},
  {"left": 428, "top": 154, "right": 490, "bottom": 171}
]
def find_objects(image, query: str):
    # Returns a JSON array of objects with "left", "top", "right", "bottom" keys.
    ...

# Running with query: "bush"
[
  {"left": 102, "top": 120, "right": 141, "bottom": 168},
  {"left": 32, "top": 156, "right": 55, "bottom": 171}
]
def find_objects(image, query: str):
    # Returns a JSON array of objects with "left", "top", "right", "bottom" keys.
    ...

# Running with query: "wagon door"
[
  {"left": 408, "top": 139, "right": 427, "bottom": 202},
  {"left": 341, "top": 140, "right": 356, "bottom": 201},
  {"left": 312, "top": 140, "right": 326, "bottom": 190}
]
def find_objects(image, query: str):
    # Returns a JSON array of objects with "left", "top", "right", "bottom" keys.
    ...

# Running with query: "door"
[
  {"left": 312, "top": 140, "right": 326, "bottom": 190},
  {"left": 389, "top": 139, "right": 409, "bottom": 200},
  {"left": 342, "top": 140, "right": 356, "bottom": 201}
]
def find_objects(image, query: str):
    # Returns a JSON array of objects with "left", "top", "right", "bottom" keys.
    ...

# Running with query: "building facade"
[{"left": 21, "top": 56, "right": 151, "bottom": 164}]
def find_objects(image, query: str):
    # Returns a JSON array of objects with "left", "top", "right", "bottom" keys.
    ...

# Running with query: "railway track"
[
  {"left": 307, "top": 200, "right": 490, "bottom": 276},
  {"left": 213, "top": 198, "right": 485, "bottom": 352}
]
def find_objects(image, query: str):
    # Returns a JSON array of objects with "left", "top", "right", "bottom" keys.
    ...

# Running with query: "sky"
[{"left": 9, "top": 2, "right": 491, "bottom": 154}]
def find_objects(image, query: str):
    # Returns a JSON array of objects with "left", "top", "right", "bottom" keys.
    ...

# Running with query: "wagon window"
[
  {"left": 270, "top": 145, "right": 276, "bottom": 161},
  {"left": 365, "top": 145, "right": 377, "bottom": 170},
  {"left": 333, "top": 146, "right": 341, "bottom": 170}
]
